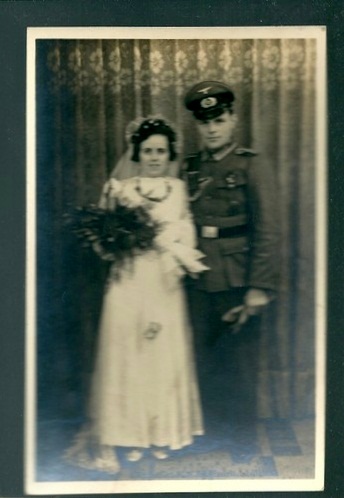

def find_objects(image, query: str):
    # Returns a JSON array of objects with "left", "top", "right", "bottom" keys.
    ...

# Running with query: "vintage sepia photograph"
[{"left": 26, "top": 26, "right": 326, "bottom": 494}]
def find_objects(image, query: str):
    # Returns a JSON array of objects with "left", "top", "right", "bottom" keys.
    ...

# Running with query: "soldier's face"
[
  {"left": 139, "top": 134, "right": 170, "bottom": 178},
  {"left": 196, "top": 111, "right": 237, "bottom": 151}
]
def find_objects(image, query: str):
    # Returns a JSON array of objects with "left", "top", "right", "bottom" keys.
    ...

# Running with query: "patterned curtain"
[{"left": 36, "top": 38, "right": 316, "bottom": 419}]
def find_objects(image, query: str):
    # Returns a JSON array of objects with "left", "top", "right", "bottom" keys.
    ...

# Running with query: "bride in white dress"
[{"left": 66, "top": 118, "right": 207, "bottom": 473}]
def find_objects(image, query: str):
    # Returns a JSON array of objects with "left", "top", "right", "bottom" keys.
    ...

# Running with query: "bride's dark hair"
[{"left": 131, "top": 118, "right": 177, "bottom": 163}]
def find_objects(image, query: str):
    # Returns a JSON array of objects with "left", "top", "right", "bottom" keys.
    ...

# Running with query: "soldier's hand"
[
  {"left": 222, "top": 289, "right": 270, "bottom": 334},
  {"left": 244, "top": 288, "right": 270, "bottom": 315},
  {"left": 222, "top": 305, "right": 248, "bottom": 334}
]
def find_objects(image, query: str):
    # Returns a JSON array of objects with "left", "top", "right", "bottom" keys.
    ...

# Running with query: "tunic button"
[
  {"left": 226, "top": 172, "right": 237, "bottom": 188},
  {"left": 229, "top": 200, "right": 240, "bottom": 215}
]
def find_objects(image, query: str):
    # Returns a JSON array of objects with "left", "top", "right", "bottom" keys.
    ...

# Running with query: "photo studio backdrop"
[{"left": 36, "top": 38, "right": 316, "bottom": 420}]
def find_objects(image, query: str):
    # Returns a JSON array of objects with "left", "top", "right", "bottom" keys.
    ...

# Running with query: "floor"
[{"left": 36, "top": 416, "right": 315, "bottom": 482}]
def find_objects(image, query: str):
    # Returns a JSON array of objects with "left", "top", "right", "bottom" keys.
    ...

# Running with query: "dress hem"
[{"left": 99, "top": 431, "right": 205, "bottom": 451}]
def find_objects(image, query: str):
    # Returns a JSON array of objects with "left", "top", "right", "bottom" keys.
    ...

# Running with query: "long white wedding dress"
[{"left": 66, "top": 177, "right": 205, "bottom": 471}]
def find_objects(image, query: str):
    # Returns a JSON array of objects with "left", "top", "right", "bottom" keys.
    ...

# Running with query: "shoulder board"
[{"left": 234, "top": 147, "right": 258, "bottom": 157}]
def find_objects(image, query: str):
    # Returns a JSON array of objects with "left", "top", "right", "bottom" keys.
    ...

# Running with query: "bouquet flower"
[{"left": 64, "top": 191, "right": 160, "bottom": 277}]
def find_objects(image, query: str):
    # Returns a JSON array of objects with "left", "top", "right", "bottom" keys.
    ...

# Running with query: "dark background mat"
[{"left": 0, "top": 0, "right": 343, "bottom": 497}]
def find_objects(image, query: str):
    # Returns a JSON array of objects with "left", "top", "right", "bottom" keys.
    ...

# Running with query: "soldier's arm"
[{"left": 246, "top": 154, "right": 280, "bottom": 293}]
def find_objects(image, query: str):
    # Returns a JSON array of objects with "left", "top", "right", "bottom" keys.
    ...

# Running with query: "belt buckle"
[{"left": 201, "top": 226, "right": 219, "bottom": 238}]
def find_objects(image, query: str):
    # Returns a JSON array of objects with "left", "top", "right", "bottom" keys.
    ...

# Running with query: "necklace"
[{"left": 135, "top": 177, "right": 172, "bottom": 202}]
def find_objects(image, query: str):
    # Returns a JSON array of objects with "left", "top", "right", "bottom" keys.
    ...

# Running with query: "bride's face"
[{"left": 139, "top": 134, "right": 170, "bottom": 178}]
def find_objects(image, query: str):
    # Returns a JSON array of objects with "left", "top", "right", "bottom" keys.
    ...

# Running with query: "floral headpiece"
[{"left": 125, "top": 115, "right": 180, "bottom": 152}]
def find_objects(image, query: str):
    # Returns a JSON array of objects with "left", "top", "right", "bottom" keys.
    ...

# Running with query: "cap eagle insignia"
[{"left": 197, "top": 86, "right": 212, "bottom": 95}]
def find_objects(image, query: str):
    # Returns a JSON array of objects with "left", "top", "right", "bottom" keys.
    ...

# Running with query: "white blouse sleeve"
[
  {"left": 98, "top": 178, "right": 123, "bottom": 210},
  {"left": 155, "top": 180, "right": 208, "bottom": 277},
  {"left": 177, "top": 180, "right": 198, "bottom": 249}
]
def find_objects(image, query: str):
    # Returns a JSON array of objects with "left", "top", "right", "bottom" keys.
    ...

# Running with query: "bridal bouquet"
[{"left": 64, "top": 192, "right": 160, "bottom": 271}]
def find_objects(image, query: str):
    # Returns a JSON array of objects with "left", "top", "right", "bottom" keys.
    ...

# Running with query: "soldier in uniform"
[{"left": 182, "top": 81, "right": 279, "bottom": 446}]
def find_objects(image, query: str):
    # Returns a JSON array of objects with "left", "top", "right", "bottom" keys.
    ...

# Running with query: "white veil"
[{"left": 109, "top": 115, "right": 181, "bottom": 180}]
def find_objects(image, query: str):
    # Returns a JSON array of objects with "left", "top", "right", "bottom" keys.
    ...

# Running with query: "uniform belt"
[{"left": 197, "top": 224, "right": 248, "bottom": 239}]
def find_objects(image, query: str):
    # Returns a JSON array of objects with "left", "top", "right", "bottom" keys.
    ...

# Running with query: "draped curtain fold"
[{"left": 36, "top": 38, "right": 316, "bottom": 419}]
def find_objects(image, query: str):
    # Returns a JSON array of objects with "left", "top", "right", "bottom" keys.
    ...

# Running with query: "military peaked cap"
[{"left": 184, "top": 81, "right": 235, "bottom": 120}]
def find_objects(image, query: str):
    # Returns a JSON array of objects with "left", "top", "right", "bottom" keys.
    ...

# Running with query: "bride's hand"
[{"left": 188, "top": 272, "right": 200, "bottom": 280}]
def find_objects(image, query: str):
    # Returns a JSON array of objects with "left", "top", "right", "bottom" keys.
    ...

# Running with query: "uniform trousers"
[{"left": 186, "top": 283, "right": 261, "bottom": 446}]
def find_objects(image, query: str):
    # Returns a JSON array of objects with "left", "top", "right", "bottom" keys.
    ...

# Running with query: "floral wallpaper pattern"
[{"left": 47, "top": 39, "right": 315, "bottom": 96}]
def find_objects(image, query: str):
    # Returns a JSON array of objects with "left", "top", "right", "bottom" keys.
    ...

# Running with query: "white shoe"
[
  {"left": 152, "top": 449, "right": 169, "bottom": 460},
  {"left": 126, "top": 449, "right": 144, "bottom": 462}
]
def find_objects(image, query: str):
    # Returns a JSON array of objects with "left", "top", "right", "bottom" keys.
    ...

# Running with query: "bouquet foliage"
[{"left": 64, "top": 200, "right": 160, "bottom": 270}]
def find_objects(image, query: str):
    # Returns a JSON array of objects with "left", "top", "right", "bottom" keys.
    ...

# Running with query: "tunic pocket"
[{"left": 219, "top": 237, "right": 250, "bottom": 287}]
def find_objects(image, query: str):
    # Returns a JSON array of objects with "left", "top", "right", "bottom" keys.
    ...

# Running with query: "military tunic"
[{"left": 183, "top": 144, "right": 279, "bottom": 294}]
